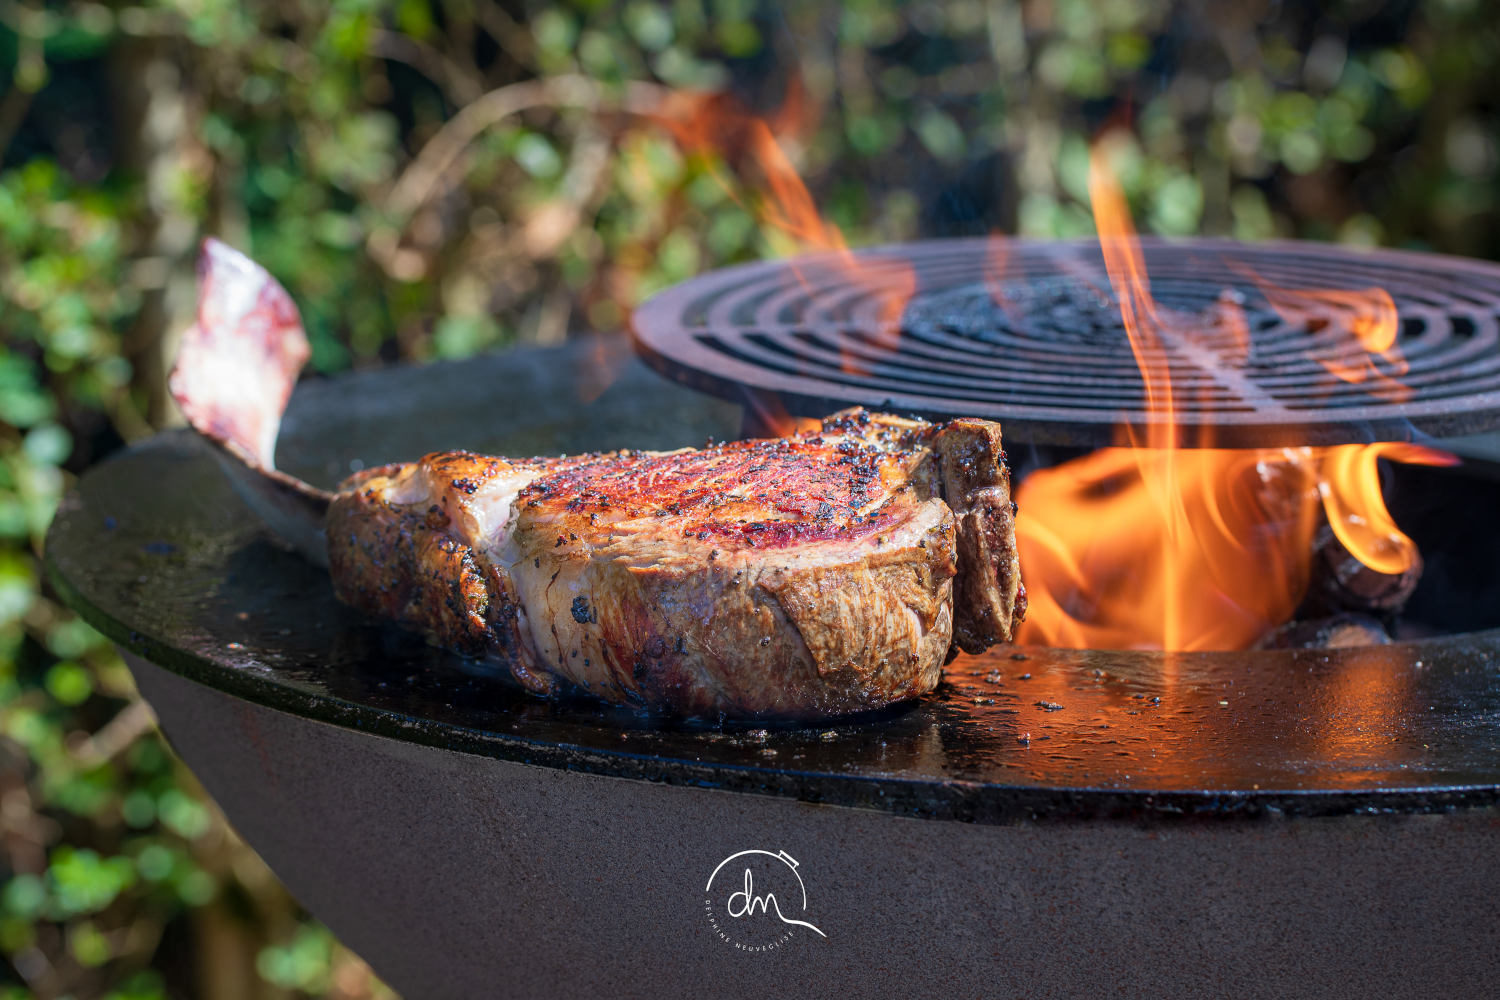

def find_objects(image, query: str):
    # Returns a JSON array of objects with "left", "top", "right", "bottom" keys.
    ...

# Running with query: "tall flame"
[
  {"left": 1240, "top": 270, "right": 1410, "bottom": 402},
  {"left": 653, "top": 84, "right": 914, "bottom": 377},
  {"left": 1319, "top": 442, "right": 1452, "bottom": 575},
  {"left": 1013, "top": 137, "right": 1455, "bottom": 651}
]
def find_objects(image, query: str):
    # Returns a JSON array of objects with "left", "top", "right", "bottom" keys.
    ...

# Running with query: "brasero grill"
[{"left": 47, "top": 238, "right": 1500, "bottom": 997}]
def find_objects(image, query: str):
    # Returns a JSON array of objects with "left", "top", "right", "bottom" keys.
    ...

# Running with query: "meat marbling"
[{"left": 171, "top": 239, "right": 1025, "bottom": 718}]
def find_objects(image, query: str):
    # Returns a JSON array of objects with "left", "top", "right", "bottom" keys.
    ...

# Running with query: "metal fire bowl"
[
  {"left": 632, "top": 237, "right": 1500, "bottom": 447},
  {"left": 45, "top": 342, "right": 1500, "bottom": 998}
]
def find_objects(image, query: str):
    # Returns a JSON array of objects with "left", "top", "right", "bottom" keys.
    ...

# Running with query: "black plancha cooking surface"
[{"left": 45, "top": 342, "right": 1500, "bottom": 821}]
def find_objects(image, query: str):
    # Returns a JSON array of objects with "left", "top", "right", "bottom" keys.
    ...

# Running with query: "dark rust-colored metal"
[{"left": 632, "top": 238, "right": 1500, "bottom": 447}]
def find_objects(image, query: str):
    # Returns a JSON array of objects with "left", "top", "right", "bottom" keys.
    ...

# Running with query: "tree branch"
[
  {"left": 369, "top": 28, "right": 485, "bottom": 106},
  {"left": 71, "top": 698, "right": 156, "bottom": 769},
  {"left": 368, "top": 74, "right": 670, "bottom": 277}
]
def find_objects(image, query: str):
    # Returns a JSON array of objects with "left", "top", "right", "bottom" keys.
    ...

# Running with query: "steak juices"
[{"left": 172, "top": 240, "right": 1024, "bottom": 718}]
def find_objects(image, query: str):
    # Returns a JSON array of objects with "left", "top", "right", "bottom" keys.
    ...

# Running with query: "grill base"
[{"left": 130, "top": 652, "right": 1500, "bottom": 1000}]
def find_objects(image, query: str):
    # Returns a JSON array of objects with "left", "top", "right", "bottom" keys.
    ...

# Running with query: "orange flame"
[
  {"left": 984, "top": 229, "right": 1012, "bottom": 307},
  {"left": 745, "top": 390, "right": 823, "bottom": 438},
  {"left": 1211, "top": 288, "right": 1252, "bottom": 368},
  {"left": 653, "top": 83, "right": 914, "bottom": 376},
  {"left": 1320, "top": 442, "right": 1456, "bottom": 575},
  {"left": 1242, "top": 271, "right": 1410, "bottom": 402},
  {"left": 1013, "top": 137, "right": 1455, "bottom": 651}
]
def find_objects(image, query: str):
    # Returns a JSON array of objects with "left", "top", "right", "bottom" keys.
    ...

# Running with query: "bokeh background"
[{"left": 2, "top": 0, "right": 1497, "bottom": 995}]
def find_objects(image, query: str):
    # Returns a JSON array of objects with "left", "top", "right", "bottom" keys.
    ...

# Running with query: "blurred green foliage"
[{"left": 1, "top": 0, "right": 1498, "bottom": 995}]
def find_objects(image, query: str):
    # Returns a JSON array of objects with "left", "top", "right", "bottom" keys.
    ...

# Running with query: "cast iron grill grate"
[{"left": 631, "top": 237, "right": 1500, "bottom": 447}]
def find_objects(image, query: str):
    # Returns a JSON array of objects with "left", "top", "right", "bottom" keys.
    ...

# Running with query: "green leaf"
[
  {"left": 1280, "top": 131, "right": 1324, "bottom": 174},
  {"left": 514, "top": 133, "right": 563, "bottom": 179},
  {"left": 157, "top": 788, "right": 212, "bottom": 840},
  {"left": 432, "top": 315, "right": 503, "bottom": 360},
  {"left": 48, "top": 847, "right": 138, "bottom": 916},
  {"left": 176, "top": 868, "right": 217, "bottom": 906},
  {"left": 257, "top": 924, "right": 337, "bottom": 992},
  {"left": 135, "top": 844, "right": 175, "bottom": 882},
  {"left": 715, "top": 19, "right": 761, "bottom": 57},
  {"left": 0, "top": 552, "right": 36, "bottom": 626},
  {"left": 324, "top": 9, "right": 374, "bottom": 61},
  {"left": 1149, "top": 173, "right": 1204, "bottom": 235},
  {"left": 121, "top": 789, "right": 156, "bottom": 829},
  {"left": 625, "top": 2, "right": 674, "bottom": 51},
  {"left": 846, "top": 114, "right": 901, "bottom": 157},
  {"left": 396, "top": 0, "right": 435, "bottom": 40},
  {"left": 103, "top": 970, "right": 169, "bottom": 1000},
  {"left": 1, "top": 873, "right": 47, "bottom": 920},
  {"left": 22, "top": 423, "right": 71, "bottom": 466},
  {"left": 70, "top": 920, "right": 112, "bottom": 967},
  {"left": 44, "top": 660, "right": 92, "bottom": 706},
  {"left": 532, "top": 9, "right": 578, "bottom": 58}
]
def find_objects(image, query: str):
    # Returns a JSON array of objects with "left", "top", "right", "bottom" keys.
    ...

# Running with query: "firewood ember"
[
  {"left": 1255, "top": 613, "right": 1392, "bottom": 650},
  {"left": 1304, "top": 522, "right": 1423, "bottom": 615}
]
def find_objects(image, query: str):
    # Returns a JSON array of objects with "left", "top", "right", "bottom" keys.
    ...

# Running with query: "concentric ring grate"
[{"left": 630, "top": 238, "right": 1500, "bottom": 447}]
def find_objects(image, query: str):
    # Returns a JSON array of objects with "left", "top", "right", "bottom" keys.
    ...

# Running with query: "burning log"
[
  {"left": 1255, "top": 613, "right": 1391, "bottom": 650},
  {"left": 1264, "top": 514, "right": 1424, "bottom": 650},
  {"left": 1304, "top": 521, "right": 1424, "bottom": 616}
]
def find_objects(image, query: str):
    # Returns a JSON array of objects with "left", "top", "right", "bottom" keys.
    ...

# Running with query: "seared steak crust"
[
  {"left": 323, "top": 410, "right": 1003, "bottom": 717},
  {"left": 931, "top": 419, "right": 1028, "bottom": 652},
  {"left": 502, "top": 412, "right": 960, "bottom": 715}
]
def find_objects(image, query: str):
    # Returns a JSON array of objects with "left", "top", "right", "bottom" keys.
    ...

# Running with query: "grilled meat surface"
[{"left": 172, "top": 240, "right": 1025, "bottom": 718}]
